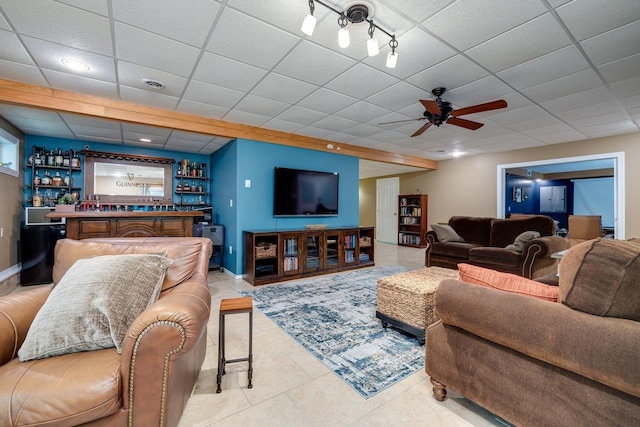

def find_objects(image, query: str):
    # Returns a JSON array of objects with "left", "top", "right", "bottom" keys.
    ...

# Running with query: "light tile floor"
[{"left": 179, "top": 242, "right": 511, "bottom": 427}]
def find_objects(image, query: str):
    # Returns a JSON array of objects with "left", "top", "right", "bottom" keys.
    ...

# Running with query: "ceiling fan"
[{"left": 380, "top": 87, "right": 508, "bottom": 137}]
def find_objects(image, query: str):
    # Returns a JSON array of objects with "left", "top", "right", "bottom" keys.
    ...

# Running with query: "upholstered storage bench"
[{"left": 376, "top": 267, "right": 459, "bottom": 344}]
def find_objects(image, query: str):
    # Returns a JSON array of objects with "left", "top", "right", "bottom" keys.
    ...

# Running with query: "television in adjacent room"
[{"left": 273, "top": 167, "right": 339, "bottom": 217}]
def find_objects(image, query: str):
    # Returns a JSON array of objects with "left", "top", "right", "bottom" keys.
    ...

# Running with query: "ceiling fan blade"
[
  {"left": 420, "top": 99, "right": 441, "bottom": 115},
  {"left": 379, "top": 118, "right": 426, "bottom": 125},
  {"left": 447, "top": 117, "right": 484, "bottom": 130},
  {"left": 411, "top": 122, "right": 432, "bottom": 137},
  {"left": 451, "top": 100, "right": 508, "bottom": 117}
]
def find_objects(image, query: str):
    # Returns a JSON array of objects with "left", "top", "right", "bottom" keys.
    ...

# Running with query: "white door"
[{"left": 376, "top": 177, "right": 399, "bottom": 243}]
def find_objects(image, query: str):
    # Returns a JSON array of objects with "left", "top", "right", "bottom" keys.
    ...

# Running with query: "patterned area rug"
[{"left": 240, "top": 265, "right": 425, "bottom": 399}]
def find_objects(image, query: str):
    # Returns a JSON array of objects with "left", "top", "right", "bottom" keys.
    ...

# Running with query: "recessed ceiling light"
[
  {"left": 451, "top": 151, "right": 463, "bottom": 157},
  {"left": 139, "top": 138, "right": 152, "bottom": 143},
  {"left": 61, "top": 59, "right": 90, "bottom": 72}
]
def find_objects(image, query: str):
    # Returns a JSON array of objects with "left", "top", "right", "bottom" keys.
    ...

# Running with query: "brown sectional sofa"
[
  {"left": 425, "top": 215, "right": 567, "bottom": 279},
  {"left": 0, "top": 237, "right": 213, "bottom": 427},
  {"left": 426, "top": 238, "right": 640, "bottom": 426}
]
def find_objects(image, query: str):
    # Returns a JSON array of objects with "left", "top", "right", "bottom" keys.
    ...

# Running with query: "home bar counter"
[{"left": 47, "top": 210, "right": 204, "bottom": 239}]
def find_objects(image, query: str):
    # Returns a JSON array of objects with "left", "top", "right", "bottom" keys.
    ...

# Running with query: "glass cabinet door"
[
  {"left": 325, "top": 231, "right": 340, "bottom": 269},
  {"left": 341, "top": 230, "right": 358, "bottom": 266},
  {"left": 304, "top": 232, "right": 323, "bottom": 272},
  {"left": 280, "top": 233, "right": 301, "bottom": 276}
]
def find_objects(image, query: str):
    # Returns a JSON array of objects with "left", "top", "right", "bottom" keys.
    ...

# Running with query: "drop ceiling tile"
[
  {"left": 556, "top": 0, "right": 640, "bottom": 41},
  {"left": 507, "top": 116, "right": 563, "bottom": 132},
  {"left": 296, "top": 88, "right": 358, "bottom": 114},
  {"left": 582, "top": 123, "right": 638, "bottom": 138},
  {"left": 466, "top": 13, "right": 572, "bottom": 73},
  {"left": 117, "top": 61, "right": 187, "bottom": 97},
  {"left": 22, "top": 36, "right": 116, "bottom": 82},
  {"left": 262, "top": 118, "right": 305, "bottom": 133},
  {"left": 620, "top": 93, "right": 640, "bottom": 109},
  {"left": 334, "top": 101, "right": 391, "bottom": 122},
  {"left": 250, "top": 73, "right": 317, "bottom": 104},
  {"left": 182, "top": 80, "right": 245, "bottom": 109},
  {"left": 112, "top": 0, "right": 219, "bottom": 47},
  {"left": 226, "top": 0, "right": 330, "bottom": 36},
  {"left": 406, "top": 54, "right": 489, "bottom": 93},
  {"left": 223, "top": 109, "right": 271, "bottom": 126},
  {"left": 367, "top": 130, "right": 407, "bottom": 143},
  {"left": 521, "top": 69, "right": 603, "bottom": 103},
  {"left": 341, "top": 123, "right": 383, "bottom": 138},
  {"left": 0, "top": 59, "right": 49, "bottom": 87},
  {"left": 446, "top": 75, "right": 512, "bottom": 107},
  {"left": 69, "top": 126, "right": 122, "bottom": 139},
  {"left": 20, "top": 127, "right": 76, "bottom": 139},
  {"left": 312, "top": 116, "right": 360, "bottom": 132},
  {"left": 276, "top": 105, "right": 327, "bottom": 125},
  {"left": 59, "top": 113, "right": 121, "bottom": 129},
  {"left": 273, "top": 41, "right": 356, "bottom": 86},
  {"left": 365, "top": 81, "right": 431, "bottom": 111},
  {"left": 541, "top": 86, "right": 614, "bottom": 114},
  {"left": 555, "top": 100, "right": 625, "bottom": 122},
  {"left": 123, "top": 139, "right": 165, "bottom": 148},
  {"left": 122, "top": 122, "right": 172, "bottom": 138},
  {"left": 597, "top": 52, "right": 640, "bottom": 84},
  {"left": 9, "top": 117, "right": 68, "bottom": 132},
  {"left": 324, "top": 132, "right": 360, "bottom": 143},
  {"left": 388, "top": 0, "right": 454, "bottom": 22},
  {"left": 580, "top": 20, "right": 640, "bottom": 66},
  {"left": 175, "top": 99, "right": 230, "bottom": 119},
  {"left": 610, "top": 76, "right": 640, "bottom": 98},
  {"left": 497, "top": 45, "right": 591, "bottom": 89},
  {"left": 365, "top": 27, "right": 456, "bottom": 79},
  {"left": 1, "top": 0, "right": 113, "bottom": 55},
  {"left": 325, "top": 63, "right": 397, "bottom": 99},
  {"left": 115, "top": 22, "right": 200, "bottom": 77},
  {"left": 57, "top": 0, "right": 109, "bottom": 15},
  {"left": 193, "top": 52, "right": 268, "bottom": 92},
  {"left": 547, "top": 0, "right": 572, "bottom": 8},
  {"left": 42, "top": 69, "right": 118, "bottom": 99},
  {"left": 423, "top": 0, "right": 547, "bottom": 51},
  {"left": 0, "top": 13, "right": 10, "bottom": 30},
  {"left": 168, "top": 130, "right": 215, "bottom": 143},
  {"left": 374, "top": 112, "right": 418, "bottom": 130},
  {"left": 234, "top": 94, "right": 290, "bottom": 117},
  {"left": 535, "top": 129, "right": 588, "bottom": 144},
  {"left": 296, "top": 126, "right": 334, "bottom": 139},
  {"left": 0, "top": 105, "right": 59, "bottom": 121},
  {"left": 485, "top": 92, "right": 534, "bottom": 113},
  {"left": 500, "top": 137, "right": 546, "bottom": 150},
  {"left": 76, "top": 134, "right": 123, "bottom": 144},
  {"left": 119, "top": 86, "right": 180, "bottom": 110},
  {"left": 0, "top": 30, "right": 34, "bottom": 65},
  {"left": 520, "top": 122, "right": 580, "bottom": 137},
  {"left": 568, "top": 111, "right": 631, "bottom": 128},
  {"left": 201, "top": 137, "right": 232, "bottom": 154},
  {"left": 164, "top": 139, "right": 210, "bottom": 152},
  {"left": 207, "top": 7, "right": 300, "bottom": 70}
]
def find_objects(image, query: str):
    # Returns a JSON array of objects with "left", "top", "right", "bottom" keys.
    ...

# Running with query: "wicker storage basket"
[
  {"left": 255, "top": 243, "right": 277, "bottom": 258},
  {"left": 377, "top": 267, "right": 459, "bottom": 329}
]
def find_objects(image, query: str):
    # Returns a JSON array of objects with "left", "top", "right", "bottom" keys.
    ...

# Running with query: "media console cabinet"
[{"left": 244, "top": 227, "right": 375, "bottom": 285}]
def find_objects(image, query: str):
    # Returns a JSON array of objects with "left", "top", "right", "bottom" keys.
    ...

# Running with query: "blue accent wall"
[{"left": 211, "top": 138, "right": 359, "bottom": 275}]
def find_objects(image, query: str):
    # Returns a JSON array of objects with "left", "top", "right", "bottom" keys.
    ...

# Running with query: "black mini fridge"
[{"left": 20, "top": 224, "right": 66, "bottom": 285}]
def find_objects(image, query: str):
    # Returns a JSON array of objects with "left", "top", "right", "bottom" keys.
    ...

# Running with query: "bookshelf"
[{"left": 398, "top": 194, "right": 428, "bottom": 248}]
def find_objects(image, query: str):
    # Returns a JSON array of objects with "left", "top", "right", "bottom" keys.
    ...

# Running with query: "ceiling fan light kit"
[
  {"left": 302, "top": 0, "right": 398, "bottom": 67},
  {"left": 380, "top": 87, "right": 508, "bottom": 137}
]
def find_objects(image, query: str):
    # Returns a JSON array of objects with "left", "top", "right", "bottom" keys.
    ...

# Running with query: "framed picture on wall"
[{"left": 512, "top": 187, "right": 522, "bottom": 203}]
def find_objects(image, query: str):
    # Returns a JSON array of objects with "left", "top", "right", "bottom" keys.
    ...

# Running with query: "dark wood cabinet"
[
  {"left": 398, "top": 194, "right": 428, "bottom": 248},
  {"left": 244, "top": 227, "right": 375, "bottom": 285}
]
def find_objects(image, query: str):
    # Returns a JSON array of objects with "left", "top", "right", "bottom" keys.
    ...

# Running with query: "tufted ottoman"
[{"left": 376, "top": 267, "right": 459, "bottom": 344}]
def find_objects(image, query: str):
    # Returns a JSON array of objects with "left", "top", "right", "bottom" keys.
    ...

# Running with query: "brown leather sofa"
[
  {"left": 425, "top": 215, "right": 567, "bottom": 279},
  {"left": 0, "top": 237, "right": 213, "bottom": 427},
  {"left": 426, "top": 238, "right": 640, "bottom": 426}
]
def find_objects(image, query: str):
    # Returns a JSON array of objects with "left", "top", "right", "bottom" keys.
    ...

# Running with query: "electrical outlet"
[
  {"left": 0, "top": 227, "right": 4, "bottom": 238},
  {"left": 228, "top": 245, "right": 233, "bottom": 254},
  {"left": 229, "top": 199, "right": 233, "bottom": 208}
]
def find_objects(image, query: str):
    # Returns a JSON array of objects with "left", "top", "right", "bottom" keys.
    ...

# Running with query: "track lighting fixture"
[
  {"left": 367, "top": 21, "right": 379, "bottom": 57},
  {"left": 300, "top": 0, "right": 317, "bottom": 36},
  {"left": 301, "top": 1, "right": 398, "bottom": 68},
  {"left": 337, "top": 13, "right": 350, "bottom": 48}
]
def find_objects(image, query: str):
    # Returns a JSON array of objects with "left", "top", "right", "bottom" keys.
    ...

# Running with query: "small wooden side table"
[{"left": 216, "top": 297, "right": 253, "bottom": 393}]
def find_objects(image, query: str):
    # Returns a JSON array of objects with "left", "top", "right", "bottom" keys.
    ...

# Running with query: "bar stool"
[{"left": 216, "top": 296, "right": 253, "bottom": 393}]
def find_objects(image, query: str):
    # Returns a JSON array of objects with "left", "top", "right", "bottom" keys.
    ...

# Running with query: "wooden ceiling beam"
[{"left": 0, "top": 78, "right": 437, "bottom": 170}]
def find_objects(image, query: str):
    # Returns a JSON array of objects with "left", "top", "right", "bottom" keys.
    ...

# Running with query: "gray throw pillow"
[
  {"left": 505, "top": 231, "right": 540, "bottom": 253},
  {"left": 18, "top": 254, "right": 173, "bottom": 361},
  {"left": 431, "top": 224, "right": 465, "bottom": 243}
]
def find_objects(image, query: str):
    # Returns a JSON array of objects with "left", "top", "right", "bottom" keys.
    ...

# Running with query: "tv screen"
[{"left": 273, "top": 167, "right": 339, "bottom": 217}]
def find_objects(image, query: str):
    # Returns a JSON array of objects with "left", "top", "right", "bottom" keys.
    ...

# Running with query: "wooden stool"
[{"left": 216, "top": 296, "right": 253, "bottom": 393}]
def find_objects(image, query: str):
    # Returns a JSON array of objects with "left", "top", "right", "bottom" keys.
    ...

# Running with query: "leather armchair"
[{"left": 0, "top": 237, "right": 213, "bottom": 427}]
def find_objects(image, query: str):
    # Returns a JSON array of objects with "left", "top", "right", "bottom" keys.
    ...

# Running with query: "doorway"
[
  {"left": 496, "top": 152, "right": 625, "bottom": 239},
  {"left": 376, "top": 177, "right": 399, "bottom": 244}
]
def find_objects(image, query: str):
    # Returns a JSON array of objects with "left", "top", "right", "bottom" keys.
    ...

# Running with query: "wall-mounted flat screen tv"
[{"left": 273, "top": 167, "right": 339, "bottom": 217}]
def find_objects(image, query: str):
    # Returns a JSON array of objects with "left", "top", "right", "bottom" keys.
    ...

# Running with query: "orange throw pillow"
[{"left": 458, "top": 263, "right": 559, "bottom": 302}]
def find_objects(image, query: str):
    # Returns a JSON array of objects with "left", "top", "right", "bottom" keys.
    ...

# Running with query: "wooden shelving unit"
[
  {"left": 398, "top": 194, "right": 428, "bottom": 248},
  {"left": 244, "top": 227, "right": 375, "bottom": 285}
]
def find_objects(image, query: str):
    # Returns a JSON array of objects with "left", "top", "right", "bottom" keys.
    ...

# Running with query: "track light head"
[
  {"left": 338, "top": 13, "right": 350, "bottom": 48},
  {"left": 367, "top": 22, "right": 379, "bottom": 56},
  {"left": 301, "top": 0, "right": 317, "bottom": 35},
  {"left": 386, "top": 35, "right": 398, "bottom": 68}
]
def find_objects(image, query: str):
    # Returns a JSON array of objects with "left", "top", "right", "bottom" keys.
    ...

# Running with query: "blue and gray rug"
[{"left": 240, "top": 265, "right": 425, "bottom": 399}]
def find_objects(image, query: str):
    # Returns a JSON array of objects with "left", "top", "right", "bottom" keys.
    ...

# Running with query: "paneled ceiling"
[{"left": 0, "top": 0, "right": 638, "bottom": 178}]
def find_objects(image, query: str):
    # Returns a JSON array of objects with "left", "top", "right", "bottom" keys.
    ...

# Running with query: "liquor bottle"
[
  {"left": 176, "top": 182, "right": 182, "bottom": 192},
  {"left": 63, "top": 150, "right": 70, "bottom": 167},
  {"left": 52, "top": 171, "right": 63, "bottom": 186},
  {"left": 63, "top": 171, "right": 71, "bottom": 186},
  {"left": 34, "top": 150, "right": 42, "bottom": 166},
  {"left": 41, "top": 170, "right": 52, "bottom": 185},
  {"left": 71, "top": 150, "right": 80, "bottom": 168},
  {"left": 191, "top": 181, "right": 197, "bottom": 192},
  {"left": 191, "top": 162, "right": 197, "bottom": 177},
  {"left": 47, "top": 150, "right": 55, "bottom": 166},
  {"left": 199, "top": 163, "right": 205, "bottom": 178},
  {"left": 176, "top": 166, "right": 182, "bottom": 177},
  {"left": 33, "top": 171, "right": 41, "bottom": 185},
  {"left": 197, "top": 182, "right": 203, "bottom": 193},
  {"left": 55, "top": 148, "right": 63, "bottom": 166},
  {"left": 32, "top": 189, "right": 43, "bottom": 207},
  {"left": 183, "top": 181, "right": 190, "bottom": 192}
]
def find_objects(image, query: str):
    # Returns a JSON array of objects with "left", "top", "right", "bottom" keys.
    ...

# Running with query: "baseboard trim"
[{"left": 0, "top": 263, "right": 21, "bottom": 283}]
